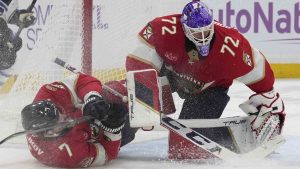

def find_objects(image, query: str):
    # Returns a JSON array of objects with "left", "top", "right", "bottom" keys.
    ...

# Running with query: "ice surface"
[{"left": 0, "top": 79, "right": 299, "bottom": 169}]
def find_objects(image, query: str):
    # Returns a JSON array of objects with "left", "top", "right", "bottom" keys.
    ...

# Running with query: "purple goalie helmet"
[{"left": 181, "top": 1, "right": 214, "bottom": 57}]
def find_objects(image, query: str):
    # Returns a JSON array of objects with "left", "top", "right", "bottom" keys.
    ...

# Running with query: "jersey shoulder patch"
[
  {"left": 139, "top": 23, "right": 155, "bottom": 47},
  {"left": 138, "top": 14, "right": 184, "bottom": 48},
  {"left": 138, "top": 14, "right": 186, "bottom": 64}
]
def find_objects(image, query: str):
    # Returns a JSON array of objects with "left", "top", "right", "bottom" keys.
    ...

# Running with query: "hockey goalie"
[{"left": 123, "top": 0, "right": 286, "bottom": 160}]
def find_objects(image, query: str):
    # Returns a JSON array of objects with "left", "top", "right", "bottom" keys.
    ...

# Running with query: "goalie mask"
[
  {"left": 181, "top": 1, "right": 214, "bottom": 57},
  {"left": 0, "top": 0, "right": 18, "bottom": 22},
  {"left": 21, "top": 100, "right": 60, "bottom": 132}
]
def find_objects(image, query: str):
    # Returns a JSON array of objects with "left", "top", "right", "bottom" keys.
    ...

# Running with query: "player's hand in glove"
[
  {"left": 239, "top": 89, "right": 285, "bottom": 144},
  {"left": 98, "top": 103, "right": 127, "bottom": 133},
  {"left": 83, "top": 94, "right": 110, "bottom": 136},
  {"left": 8, "top": 9, "right": 36, "bottom": 28},
  {"left": 0, "top": 18, "right": 22, "bottom": 70},
  {"left": 83, "top": 94, "right": 109, "bottom": 121}
]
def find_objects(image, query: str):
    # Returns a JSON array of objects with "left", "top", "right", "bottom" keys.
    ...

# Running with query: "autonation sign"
[
  {"left": 205, "top": 0, "right": 299, "bottom": 62},
  {"left": 215, "top": 1, "right": 300, "bottom": 34}
]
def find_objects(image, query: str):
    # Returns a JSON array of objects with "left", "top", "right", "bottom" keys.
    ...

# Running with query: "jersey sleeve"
[
  {"left": 61, "top": 73, "right": 103, "bottom": 103},
  {"left": 235, "top": 35, "right": 275, "bottom": 93},
  {"left": 222, "top": 29, "right": 275, "bottom": 93},
  {"left": 33, "top": 73, "right": 103, "bottom": 115},
  {"left": 97, "top": 131, "right": 121, "bottom": 162},
  {"left": 126, "top": 22, "right": 164, "bottom": 73}
]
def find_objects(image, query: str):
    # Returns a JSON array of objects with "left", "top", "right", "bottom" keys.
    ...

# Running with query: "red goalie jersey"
[
  {"left": 126, "top": 14, "right": 275, "bottom": 94},
  {"left": 25, "top": 74, "right": 121, "bottom": 168},
  {"left": 126, "top": 13, "right": 285, "bottom": 160}
]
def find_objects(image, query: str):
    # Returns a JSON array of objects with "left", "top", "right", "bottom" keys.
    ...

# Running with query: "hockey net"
[
  {"left": 0, "top": 0, "right": 190, "bottom": 144},
  {"left": 0, "top": 0, "right": 107, "bottom": 144}
]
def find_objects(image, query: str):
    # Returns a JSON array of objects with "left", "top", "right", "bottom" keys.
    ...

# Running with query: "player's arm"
[
  {"left": 33, "top": 74, "right": 101, "bottom": 113},
  {"left": 126, "top": 26, "right": 163, "bottom": 72},
  {"left": 70, "top": 74, "right": 127, "bottom": 161},
  {"left": 60, "top": 73, "right": 104, "bottom": 117},
  {"left": 67, "top": 124, "right": 122, "bottom": 167},
  {"left": 234, "top": 34, "right": 285, "bottom": 144}
]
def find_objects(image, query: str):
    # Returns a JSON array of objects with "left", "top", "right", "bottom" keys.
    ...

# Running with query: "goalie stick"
[
  {"left": 0, "top": 115, "right": 92, "bottom": 145},
  {"left": 161, "top": 115, "right": 239, "bottom": 160},
  {"left": 176, "top": 115, "right": 248, "bottom": 128},
  {"left": 161, "top": 115, "right": 285, "bottom": 161},
  {"left": 54, "top": 58, "right": 285, "bottom": 161}
]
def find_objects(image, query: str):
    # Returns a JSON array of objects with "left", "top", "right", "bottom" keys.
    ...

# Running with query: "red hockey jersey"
[
  {"left": 126, "top": 14, "right": 274, "bottom": 94},
  {"left": 26, "top": 73, "right": 121, "bottom": 168}
]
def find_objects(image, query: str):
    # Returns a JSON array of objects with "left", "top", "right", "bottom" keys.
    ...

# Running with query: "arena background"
[{"left": 1, "top": 0, "right": 298, "bottom": 95}]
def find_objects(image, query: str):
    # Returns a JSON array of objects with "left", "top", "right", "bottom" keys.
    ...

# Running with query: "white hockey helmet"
[{"left": 0, "top": 0, "right": 18, "bottom": 22}]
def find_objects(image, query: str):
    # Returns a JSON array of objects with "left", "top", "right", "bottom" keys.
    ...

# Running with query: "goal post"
[{"left": 82, "top": 0, "right": 93, "bottom": 75}]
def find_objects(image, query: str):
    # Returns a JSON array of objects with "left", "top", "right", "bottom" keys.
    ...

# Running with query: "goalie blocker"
[
  {"left": 127, "top": 69, "right": 176, "bottom": 128},
  {"left": 126, "top": 69, "right": 283, "bottom": 160}
]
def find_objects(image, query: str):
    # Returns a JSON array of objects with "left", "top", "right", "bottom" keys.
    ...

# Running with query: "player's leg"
[{"left": 179, "top": 87, "right": 230, "bottom": 119}]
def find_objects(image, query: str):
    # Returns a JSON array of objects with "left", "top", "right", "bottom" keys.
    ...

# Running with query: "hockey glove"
[
  {"left": 8, "top": 9, "right": 35, "bottom": 28},
  {"left": 83, "top": 94, "right": 110, "bottom": 121},
  {"left": 83, "top": 94, "right": 110, "bottom": 136},
  {"left": 239, "top": 89, "right": 285, "bottom": 144},
  {"left": 98, "top": 103, "right": 127, "bottom": 133}
]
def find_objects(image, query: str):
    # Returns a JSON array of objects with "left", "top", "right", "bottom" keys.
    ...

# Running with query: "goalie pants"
[{"left": 179, "top": 86, "right": 238, "bottom": 152}]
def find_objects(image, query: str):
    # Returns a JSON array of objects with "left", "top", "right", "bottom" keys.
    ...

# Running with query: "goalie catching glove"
[
  {"left": 239, "top": 89, "right": 285, "bottom": 144},
  {"left": 83, "top": 93, "right": 126, "bottom": 134}
]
